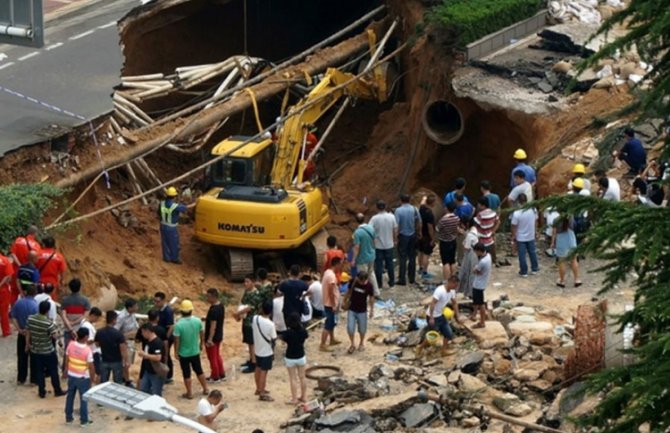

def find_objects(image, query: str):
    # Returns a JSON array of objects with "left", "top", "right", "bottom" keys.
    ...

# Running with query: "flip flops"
[
  {"left": 181, "top": 393, "right": 194, "bottom": 400},
  {"left": 556, "top": 281, "right": 566, "bottom": 288},
  {"left": 259, "top": 394, "right": 274, "bottom": 402},
  {"left": 347, "top": 346, "right": 356, "bottom": 354}
]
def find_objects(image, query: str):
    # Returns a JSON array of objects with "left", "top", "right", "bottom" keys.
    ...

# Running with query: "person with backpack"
[
  {"left": 252, "top": 300, "right": 276, "bottom": 402},
  {"left": 17, "top": 250, "right": 40, "bottom": 293},
  {"left": 36, "top": 236, "right": 67, "bottom": 300},
  {"left": 281, "top": 312, "right": 308, "bottom": 405}
]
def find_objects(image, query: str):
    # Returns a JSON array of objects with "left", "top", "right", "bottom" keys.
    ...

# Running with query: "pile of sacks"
[{"left": 549, "top": 0, "right": 625, "bottom": 25}]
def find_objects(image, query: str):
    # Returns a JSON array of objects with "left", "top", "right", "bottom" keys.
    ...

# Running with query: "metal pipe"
[{"left": 0, "top": 24, "right": 33, "bottom": 38}]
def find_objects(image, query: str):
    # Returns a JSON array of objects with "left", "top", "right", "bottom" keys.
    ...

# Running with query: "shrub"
[
  {"left": 0, "top": 184, "right": 63, "bottom": 251},
  {"left": 429, "top": 0, "right": 544, "bottom": 48}
]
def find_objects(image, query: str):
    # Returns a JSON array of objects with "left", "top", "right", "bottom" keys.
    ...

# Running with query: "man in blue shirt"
[
  {"left": 10, "top": 285, "right": 38, "bottom": 384},
  {"left": 394, "top": 194, "right": 422, "bottom": 286},
  {"left": 159, "top": 187, "right": 188, "bottom": 264},
  {"left": 510, "top": 148, "right": 536, "bottom": 188},
  {"left": 443, "top": 178, "right": 469, "bottom": 208},
  {"left": 480, "top": 180, "right": 501, "bottom": 212},
  {"left": 351, "top": 214, "right": 379, "bottom": 297},
  {"left": 616, "top": 128, "right": 647, "bottom": 175}
]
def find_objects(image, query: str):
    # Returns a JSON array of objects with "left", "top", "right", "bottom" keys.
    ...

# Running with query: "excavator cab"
[{"left": 206, "top": 135, "right": 276, "bottom": 190}]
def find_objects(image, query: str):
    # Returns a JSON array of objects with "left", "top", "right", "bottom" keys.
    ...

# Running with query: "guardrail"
[{"left": 466, "top": 9, "right": 548, "bottom": 61}]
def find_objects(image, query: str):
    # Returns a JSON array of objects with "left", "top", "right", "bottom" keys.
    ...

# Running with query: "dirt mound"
[{"left": 57, "top": 182, "right": 232, "bottom": 304}]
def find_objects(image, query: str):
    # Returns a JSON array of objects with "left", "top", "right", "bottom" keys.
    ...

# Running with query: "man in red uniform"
[
  {"left": 0, "top": 253, "right": 13, "bottom": 336},
  {"left": 36, "top": 236, "right": 67, "bottom": 300},
  {"left": 10, "top": 226, "right": 42, "bottom": 265}
]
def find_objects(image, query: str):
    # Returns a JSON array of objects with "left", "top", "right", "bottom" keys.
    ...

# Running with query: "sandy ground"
[{"left": 0, "top": 238, "right": 635, "bottom": 433}]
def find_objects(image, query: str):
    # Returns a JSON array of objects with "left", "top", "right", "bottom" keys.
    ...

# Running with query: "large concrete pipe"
[{"left": 422, "top": 100, "right": 464, "bottom": 145}]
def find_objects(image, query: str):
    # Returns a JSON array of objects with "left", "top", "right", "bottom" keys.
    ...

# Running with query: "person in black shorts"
[{"left": 418, "top": 194, "right": 437, "bottom": 279}]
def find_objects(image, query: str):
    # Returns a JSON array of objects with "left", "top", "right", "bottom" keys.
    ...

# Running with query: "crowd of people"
[{"left": 0, "top": 126, "right": 667, "bottom": 430}]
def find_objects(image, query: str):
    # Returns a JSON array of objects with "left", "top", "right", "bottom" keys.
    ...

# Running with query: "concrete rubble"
[
  {"left": 454, "top": 6, "right": 654, "bottom": 114},
  {"left": 281, "top": 295, "right": 606, "bottom": 432}
]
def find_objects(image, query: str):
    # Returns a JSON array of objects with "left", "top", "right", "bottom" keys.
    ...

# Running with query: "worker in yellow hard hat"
[
  {"left": 511, "top": 148, "right": 536, "bottom": 189},
  {"left": 159, "top": 187, "right": 188, "bottom": 264},
  {"left": 568, "top": 163, "right": 591, "bottom": 192},
  {"left": 571, "top": 177, "right": 590, "bottom": 196}
]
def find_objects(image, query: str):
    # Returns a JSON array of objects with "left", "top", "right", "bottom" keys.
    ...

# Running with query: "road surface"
[{"left": 0, "top": 0, "right": 139, "bottom": 156}]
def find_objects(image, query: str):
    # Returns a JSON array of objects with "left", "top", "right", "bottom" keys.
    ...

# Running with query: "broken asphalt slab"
[
  {"left": 456, "top": 351, "right": 485, "bottom": 374},
  {"left": 466, "top": 320, "right": 510, "bottom": 349},
  {"left": 400, "top": 402, "right": 438, "bottom": 428}
]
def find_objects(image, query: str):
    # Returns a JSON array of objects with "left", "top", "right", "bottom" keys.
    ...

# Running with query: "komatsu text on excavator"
[{"left": 194, "top": 52, "right": 395, "bottom": 279}]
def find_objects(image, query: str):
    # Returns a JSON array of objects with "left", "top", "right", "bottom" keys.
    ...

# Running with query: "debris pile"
[{"left": 281, "top": 296, "right": 604, "bottom": 432}]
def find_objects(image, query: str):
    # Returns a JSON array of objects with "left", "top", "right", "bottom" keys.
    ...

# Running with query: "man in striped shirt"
[
  {"left": 64, "top": 328, "right": 94, "bottom": 426},
  {"left": 474, "top": 196, "right": 501, "bottom": 265},
  {"left": 436, "top": 202, "right": 461, "bottom": 281},
  {"left": 26, "top": 300, "right": 65, "bottom": 398}
]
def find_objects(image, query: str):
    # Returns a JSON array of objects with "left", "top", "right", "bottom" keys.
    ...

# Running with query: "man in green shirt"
[
  {"left": 26, "top": 300, "right": 65, "bottom": 398},
  {"left": 173, "top": 299, "right": 208, "bottom": 399}
]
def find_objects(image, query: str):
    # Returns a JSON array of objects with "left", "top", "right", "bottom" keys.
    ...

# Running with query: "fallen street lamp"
[{"left": 83, "top": 382, "right": 216, "bottom": 433}]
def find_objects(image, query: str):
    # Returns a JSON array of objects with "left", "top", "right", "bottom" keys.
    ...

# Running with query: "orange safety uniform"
[
  {"left": 323, "top": 248, "right": 345, "bottom": 283},
  {"left": 37, "top": 248, "right": 67, "bottom": 299},
  {"left": 0, "top": 254, "right": 13, "bottom": 336},
  {"left": 303, "top": 132, "right": 318, "bottom": 181},
  {"left": 10, "top": 235, "right": 42, "bottom": 265}
]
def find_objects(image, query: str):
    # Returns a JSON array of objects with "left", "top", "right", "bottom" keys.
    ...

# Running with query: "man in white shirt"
[
  {"left": 369, "top": 200, "right": 398, "bottom": 290},
  {"left": 511, "top": 193, "right": 539, "bottom": 277},
  {"left": 197, "top": 390, "right": 226, "bottom": 427},
  {"left": 422, "top": 276, "right": 460, "bottom": 357},
  {"left": 597, "top": 174, "right": 621, "bottom": 202},
  {"left": 308, "top": 276, "right": 324, "bottom": 318},
  {"left": 471, "top": 244, "right": 492, "bottom": 328},
  {"left": 252, "top": 300, "right": 277, "bottom": 401},
  {"left": 504, "top": 170, "right": 534, "bottom": 207},
  {"left": 80, "top": 307, "right": 103, "bottom": 383},
  {"left": 272, "top": 289, "right": 287, "bottom": 335},
  {"left": 35, "top": 284, "right": 58, "bottom": 321}
]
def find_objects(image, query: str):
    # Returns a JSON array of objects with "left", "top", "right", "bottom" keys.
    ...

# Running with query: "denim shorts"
[
  {"left": 347, "top": 311, "right": 368, "bottom": 336},
  {"left": 430, "top": 315, "right": 454, "bottom": 340},
  {"left": 324, "top": 307, "right": 336, "bottom": 331},
  {"left": 284, "top": 356, "right": 306, "bottom": 368}
]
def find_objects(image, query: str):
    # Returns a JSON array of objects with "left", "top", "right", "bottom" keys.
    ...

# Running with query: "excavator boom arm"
[{"left": 269, "top": 66, "right": 389, "bottom": 188}]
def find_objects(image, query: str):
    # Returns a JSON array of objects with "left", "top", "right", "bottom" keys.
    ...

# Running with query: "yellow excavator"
[{"left": 194, "top": 56, "right": 394, "bottom": 279}]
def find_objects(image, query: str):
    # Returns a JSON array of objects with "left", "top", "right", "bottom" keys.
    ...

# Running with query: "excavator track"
[{"left": 225, "top": 248, "right": 254, "bottom": 282}]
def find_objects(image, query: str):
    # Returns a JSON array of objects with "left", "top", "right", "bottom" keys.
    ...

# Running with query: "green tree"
[
  {"left": 0, "top": 184, "right": 63, "bottom": 251},
  {"left": 553, "top": 2, "right": 670, "bottom": 432}
]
